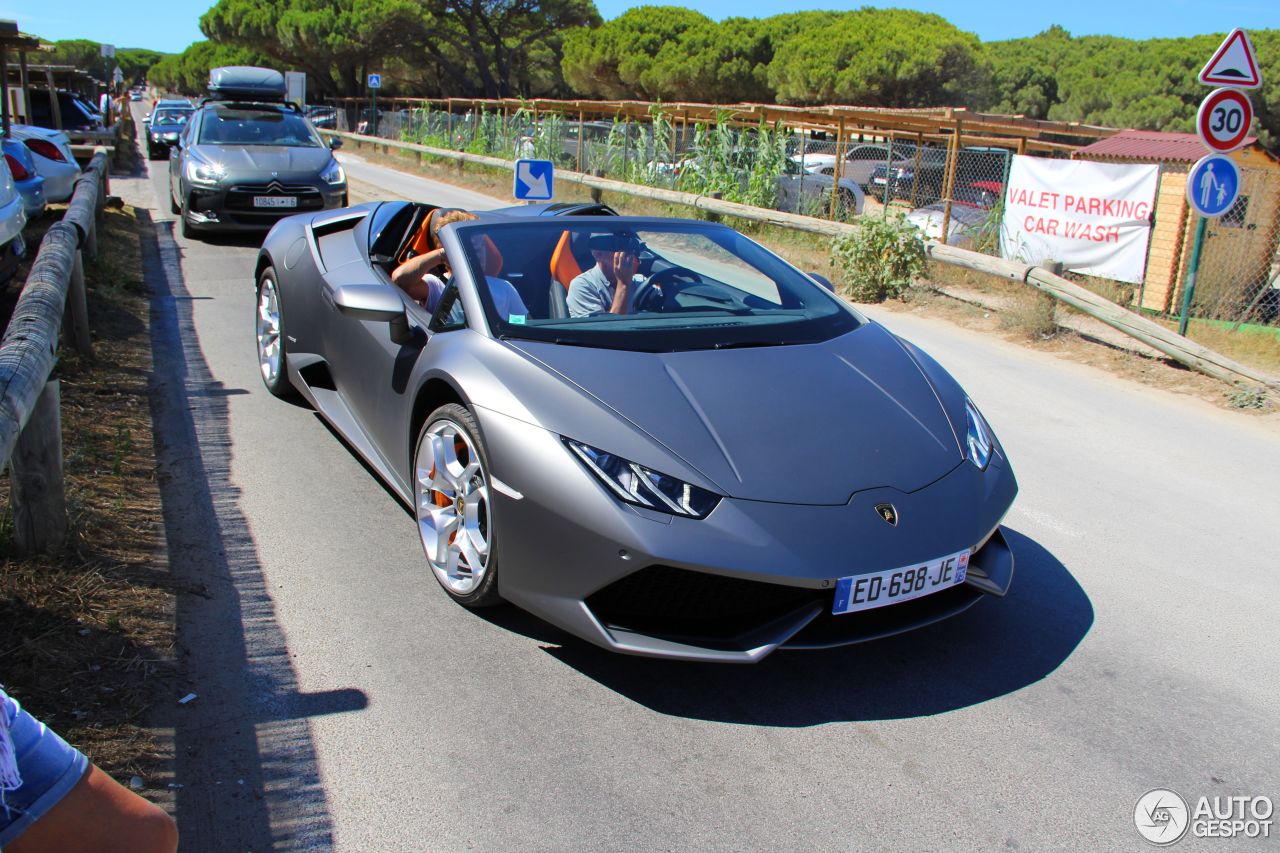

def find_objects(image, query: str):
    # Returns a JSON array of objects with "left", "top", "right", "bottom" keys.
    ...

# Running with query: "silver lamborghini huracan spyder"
[{"left": 254, "top": 200, "right": 1017, "bottom": 662}]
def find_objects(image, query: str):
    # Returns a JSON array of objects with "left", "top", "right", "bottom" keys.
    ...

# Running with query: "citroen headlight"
[
  {"left": 186, "top": 159, "right": 225, "bottom": 187},
  {"left": 965, "top": 398, "right": 994, "bottom": 470},
  {"left": 319, "top": 158, "right": 345, "bottom": 186},
  {"left": 566, "top": 439, "right": 720, "bottom": 519}
]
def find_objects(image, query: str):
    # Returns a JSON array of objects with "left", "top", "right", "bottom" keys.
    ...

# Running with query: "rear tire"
[{"left": 414, "top": 403, "right": 502, "bottom": 608}]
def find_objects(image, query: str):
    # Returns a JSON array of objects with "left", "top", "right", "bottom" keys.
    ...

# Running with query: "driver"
[{"left": 567, "top": 234, "right": 645, "bottom": 317}]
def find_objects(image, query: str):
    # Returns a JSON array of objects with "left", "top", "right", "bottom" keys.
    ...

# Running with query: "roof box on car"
[{"left": 207, "top": 66, "right": 287, "bottom": 102}]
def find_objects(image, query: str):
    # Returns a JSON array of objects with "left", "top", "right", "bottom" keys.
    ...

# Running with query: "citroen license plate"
[
  {"left": 832, "top": 549, "right": 970, "bottom": 615},
  {"left": 253, "top": 196, "right": 297, "bottom": 208}
]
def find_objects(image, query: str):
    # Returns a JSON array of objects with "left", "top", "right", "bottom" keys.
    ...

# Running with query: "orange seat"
[
  {"left": 549, "top": 231, "right": 581, "bottom": 289},
  {"left": 399, "top": 208, "right": 437, "bottom": 265}
]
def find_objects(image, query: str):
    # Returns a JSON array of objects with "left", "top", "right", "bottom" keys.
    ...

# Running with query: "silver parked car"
[
  {"left": 168, "top": 66, "right": 346, "bottom": 239},
  {"left": 0, "top": 155, "right": 28, "bottom": 286},
  {"left": 255, "top": 203, "right": 1017, "bottom": 662}
]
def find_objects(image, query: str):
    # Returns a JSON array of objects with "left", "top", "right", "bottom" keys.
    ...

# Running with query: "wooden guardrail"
[
  {"left": 329, "top": 128, "right": 1280, "bottom": 395},
  {"left": 0, "top": 151, "right": 108, "bottom": 554}
]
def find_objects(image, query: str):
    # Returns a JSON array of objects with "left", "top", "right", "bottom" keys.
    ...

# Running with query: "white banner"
[{"left": 1000, "top": 156, "right": 1159, "bottom": 284}]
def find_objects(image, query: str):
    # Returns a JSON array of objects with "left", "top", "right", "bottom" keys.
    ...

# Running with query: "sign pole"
[
  {"left": 1178, "top": 216, "right": 1209, "bottom": 336},
  {"left": 371, "top": 87, "right": 378, "bottom": 137}
]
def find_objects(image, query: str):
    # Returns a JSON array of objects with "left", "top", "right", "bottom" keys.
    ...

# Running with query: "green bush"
[{"left": 830, "top": 215, "right": 926, "bottom": 302}]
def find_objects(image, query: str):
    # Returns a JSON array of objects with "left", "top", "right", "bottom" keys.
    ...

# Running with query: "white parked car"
[
  {"left": 9, "top": 125, "right": 80, "bottom": 203},
  {"left": 0, "top": 155, "right": 29, "bottom": 286},
  {"left": 793, "top": 143, "right": 920, "bottom": 190},
  {"left": 904, "top": 203, "right": 994, "bottom": 248}
]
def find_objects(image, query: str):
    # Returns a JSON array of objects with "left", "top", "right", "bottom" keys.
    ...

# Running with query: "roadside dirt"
[{"left": 0, "top": 198, "right": 178, "bottom": 790}]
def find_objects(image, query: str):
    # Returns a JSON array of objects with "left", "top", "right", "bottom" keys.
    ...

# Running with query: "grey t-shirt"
[{"left": 567, "top": 265, "right": 644, "bottom": 317}]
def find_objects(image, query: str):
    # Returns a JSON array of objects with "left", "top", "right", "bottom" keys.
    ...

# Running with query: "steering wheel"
[{"left": 632, "top": 266, "right": 703, "bottom": 313}]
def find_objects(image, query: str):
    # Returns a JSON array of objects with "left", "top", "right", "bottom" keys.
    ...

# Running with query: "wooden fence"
[
  {"left": 0, "top": 151, "right": 108, "bottom": 554},
  {"left": 329, "top": 128, "right": 1280, "bottom": 395}
]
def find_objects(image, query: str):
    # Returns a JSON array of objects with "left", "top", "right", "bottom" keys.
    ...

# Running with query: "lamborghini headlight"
[
  {"left": 566, "top": 439, "right": 720, "bottom": 518},
  {"left": 186, "top": 158, "right": 225, "bottom": 187},
  {"left": 965, "top": 397, "right": 994, "bottom": 470},
  {"left": 319, "top": 158, "right": 345, "bottom": 186}
]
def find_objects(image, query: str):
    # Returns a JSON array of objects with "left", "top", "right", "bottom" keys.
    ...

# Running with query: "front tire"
[
  {"left": 414, "top": 404, "right": 502, "bottom": 608},
  {"left": 179, "top": 195, "right": 195, "bottom": 238},
  {"left": 255, "top": 266, "right": 296, "bottom": 398}
]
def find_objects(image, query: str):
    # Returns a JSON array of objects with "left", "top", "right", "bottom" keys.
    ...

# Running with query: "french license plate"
[
  {"left": 832, "top": 549, "right": 970, "bottom": 615},
  {"left": 872, "top": 177, "right": 887, "bottom": 185},
  {"left": 253, "top": 196, "right": 297, "bottom": 208}
]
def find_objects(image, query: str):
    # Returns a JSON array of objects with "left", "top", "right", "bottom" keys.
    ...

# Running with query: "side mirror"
[
  {"left": 334, "top": 284, "right": 411, "bottom": 343},
  {"left": 329, "top": 136, "right": 343, "bottom": 150},
  {"left": 143, "top": 113, "right": 151, "bottom": 123},
  {"left": 808, "top": 272, "right": 835, "bottom": 292}
]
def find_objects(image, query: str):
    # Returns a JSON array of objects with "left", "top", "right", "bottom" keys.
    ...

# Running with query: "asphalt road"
[{"left": 122, "top": 105, "right": 1280, "bottom": 851}]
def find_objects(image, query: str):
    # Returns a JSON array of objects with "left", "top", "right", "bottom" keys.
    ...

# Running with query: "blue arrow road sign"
[
  {"left": 367, "top": 73, "right": 381, "bottom": 89},
  {"left": 1186, "top": 154, "right": 1240, "bottom": 218},
  {"left": 513, "top": 159, "right": 554, "bottom": 201}
]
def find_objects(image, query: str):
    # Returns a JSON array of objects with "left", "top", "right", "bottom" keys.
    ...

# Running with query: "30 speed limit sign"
[{"left": 1197, "top": 88, "right": 1253, "bottom": 153}]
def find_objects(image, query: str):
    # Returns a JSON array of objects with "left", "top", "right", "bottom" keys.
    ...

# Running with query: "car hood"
[
  {"left": 191, "top": 144, "right": 333, "bottom": 177},
  {"left": 508, "top": 323, "right": 964, "bottom": 505}
]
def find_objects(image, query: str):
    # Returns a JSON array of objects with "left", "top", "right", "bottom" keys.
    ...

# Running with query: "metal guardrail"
[
  {"left": 0, "top": 150, "right": 108, "bottom": 554},
  {"left": 331, "top": 128, "right": 1280, "bottom": 395}
]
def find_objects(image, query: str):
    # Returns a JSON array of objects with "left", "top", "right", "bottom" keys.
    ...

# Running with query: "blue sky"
[{"left": 5, "top": 0, "right": 1275, "bottom": 54}]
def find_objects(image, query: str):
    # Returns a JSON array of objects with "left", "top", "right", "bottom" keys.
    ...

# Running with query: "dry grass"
[
  {"left": 0, "top": 199, "right": 177, "bottom": 782},
  {"left": 1162, "top": 316, "right": 1280, "bottom": 375},
  {"left": 1000, "top": 290, "right": 1059, "bottom": 340}
]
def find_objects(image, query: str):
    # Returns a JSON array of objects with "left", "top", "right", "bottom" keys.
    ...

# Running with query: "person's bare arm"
[
  {"left": 391, "top": 248, "right": 446, "bottom": 302},
  {"left": 608, "top": 251, "right": 640, "bottom": 314}
]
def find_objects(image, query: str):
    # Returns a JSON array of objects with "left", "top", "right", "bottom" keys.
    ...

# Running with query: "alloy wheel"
[{"left": 415, "top": 420, "right": 491, "bottom": 595}]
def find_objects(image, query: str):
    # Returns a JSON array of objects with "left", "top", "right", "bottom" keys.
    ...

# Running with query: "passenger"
[
  {"left": 391, "top": 210, "right": 528, "bottom": 320},
  {"left": 567, "top": 234, "right": 645, "bottom": 317}
]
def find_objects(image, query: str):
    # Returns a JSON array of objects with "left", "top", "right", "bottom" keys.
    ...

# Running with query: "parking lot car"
[
  {"left": 28, "top": 89, "right": 105, "bottom": 132},
  {"left": 168, "top": 66, "right": 347, "bottom": 238},
  {"left": 905, "top": 202, "right": 997, "bottom": 248},
  {"left": 7, "top": 126, "right": 79, "bottom": 204},
  {"left": 303, "top": 105, "right": 337, "bottom": 129},
  {"left": 2, "top": 137, "right": 47, "bottom": 217},
  {"left": 146, "top": 104, "right": 193, "bottom": 159},
  {"left": 796, "top": 142, "right": 919, "bottom": 190},
  {"left": 776, "top": 158, "right": 865, "bottom": 219},
  {"left": 0, "top": 156, "right": 28, "bottom": 286},
  {"left": 254, "top": 201, "right": 1018, "bottom": 662}
]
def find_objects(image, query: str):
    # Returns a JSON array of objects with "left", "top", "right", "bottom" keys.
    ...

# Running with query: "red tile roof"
[{"left": 1075, "top": 129, "right": 1259, "bottom": 163}]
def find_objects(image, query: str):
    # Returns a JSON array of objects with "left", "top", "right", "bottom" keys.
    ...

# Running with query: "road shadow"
[
  {"left": 141, "top": 206, "right": 367, "bottom": 851},
  {"left": 538, "top": 528, "right": 1091, "bottom": 725}
]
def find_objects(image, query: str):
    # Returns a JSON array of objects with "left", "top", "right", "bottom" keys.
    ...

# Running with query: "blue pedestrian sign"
[
  {"left": 367, "top": 73, "right": 381, "bottom": 89},
  {"left": 513, "top": 159, "right": 554, "bottom": 201},
  {"left": 1186, "top": 154, "right": 1241, "bottom": 218}
]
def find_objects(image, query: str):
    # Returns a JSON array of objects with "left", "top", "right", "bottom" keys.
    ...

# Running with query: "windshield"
[
  {"left": 450, "top": 220, "right": 860, "bottom": 352},
  {"left": 198, "top": 107, "right": 320, "bottom": 147},
  {"left": 153, "top": 110, "right": 190, "bottom": 125}
]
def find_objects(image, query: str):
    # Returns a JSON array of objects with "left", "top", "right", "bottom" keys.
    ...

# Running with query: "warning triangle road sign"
[{"left": 1199, "top": 28, "right": 1262, "bottom": 89}]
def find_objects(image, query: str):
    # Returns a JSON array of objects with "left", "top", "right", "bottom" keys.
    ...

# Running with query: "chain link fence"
[{"left": 330, "top": 101, "right": 1020, "bottom": 226}]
